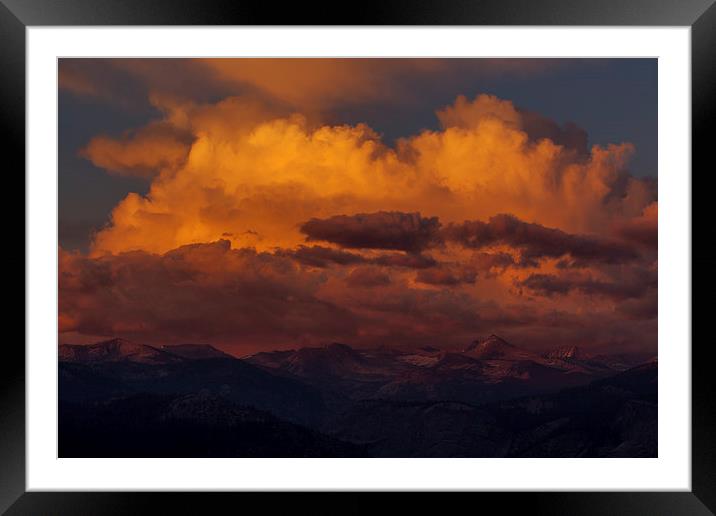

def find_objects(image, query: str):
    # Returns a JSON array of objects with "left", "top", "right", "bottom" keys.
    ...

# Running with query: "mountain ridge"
[
  {"left": 58, "top": 335, "right": 657, "bottom": 457},
  {"left": 59, "top": 338, "right": 185, "bottom": 364},
  {"left": 161, "top": 343, "right": 234, "bottom": 360}
]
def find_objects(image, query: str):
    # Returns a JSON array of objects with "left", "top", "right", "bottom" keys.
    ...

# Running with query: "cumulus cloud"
[
  {"left": 437, "top": 94, "right": 588, "bottom": 154},
  {"left": 81, "top": 92, "right": 656, "bottom": 257},
  {"left": 59, "top": 80, "right": 657, "bottom": 354}
]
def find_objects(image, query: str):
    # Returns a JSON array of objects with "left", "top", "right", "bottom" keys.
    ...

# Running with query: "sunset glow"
[{"left": 59, "top": 58, "right": 657, "bottom": 356}]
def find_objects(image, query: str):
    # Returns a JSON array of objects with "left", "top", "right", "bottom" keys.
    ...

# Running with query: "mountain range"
[
  {"left": 58, "top": 335, "right": 657, "bottom": 457},
  {"left": 247, "top": 334, "right": 648, "bottom": 404},
  {"left": 60, "top": 339, "right": 233, "bottom": 363}
]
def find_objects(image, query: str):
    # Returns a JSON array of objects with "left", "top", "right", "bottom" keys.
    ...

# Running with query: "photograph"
[
  {"left": 57, "top": 57, "right": 659, "bottom": 458},
  {"left": 4, "top": 0, "right": 711, "bottom": 509}
]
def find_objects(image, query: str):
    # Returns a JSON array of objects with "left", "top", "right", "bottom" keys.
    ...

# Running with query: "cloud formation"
[
  {"left": 276, "top": 245, "right": 437, "bottom": 270},
  {"left": 437, "top": 94, "right": 589, "bottom": 155},
  {"left": 518, "top": 270, "right": 656, "bottom": 301},
  {"left": 275, "top": 245, "right": 366, "bottom": 268},
  {"left": 614, "top": 202, "right": 658, "bottom": 250},
  {"left": 301, "top": 212, "right": 441, "bottom": 253},
  {"left": 60, "top": 58, "right": 562, "bottom": 114},
  {"left": 415, "top": 266, "right": 478, "bottom": 286},
  {"left": 59, "top": 79, "right": 657, "bottom": 355},
  {"left": 442, "top": 213, "right": 641, "bottom": 267},
  {"left": 81, "top": 122, "right": 194, "bottom": 178},
  {"left": 81, "top": 93, "right": 655, "bottom": 257},
  {"left": 59, "top": 241, "right": 357, "bottom": 348},
  {"left": 302, "top": 210, "right": 643, "bottom": 269}
]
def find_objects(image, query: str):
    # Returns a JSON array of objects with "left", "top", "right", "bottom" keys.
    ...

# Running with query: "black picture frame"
[{"left": 3, "top": 0, "right": 714, "bottom": 513}]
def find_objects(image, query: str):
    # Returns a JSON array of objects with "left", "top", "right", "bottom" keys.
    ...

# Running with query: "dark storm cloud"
[
  {"left": 300, "top": 211, "right": 643, "bottom": 268},
  {"left": 518, "top": 270, "right": 657, "bottom": 301},
  {"left": 443, "top": 214, "right": 641, "bottom": 266},
  {"left": 371, "top": 252, "right": 437, "bottom": 269},
  {"left": 275, "top": 245, "right": 438, "bottom": 270},
  {"left": 300, "top": 211, "right": 441, "bottom": 253},
  {"left": 275, "top": 245, "right": 367, "bottom": 268}
]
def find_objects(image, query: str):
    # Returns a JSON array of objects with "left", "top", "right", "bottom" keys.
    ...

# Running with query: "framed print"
[{"left": 4, "top": 0, "right": 715, "bottom": 513}]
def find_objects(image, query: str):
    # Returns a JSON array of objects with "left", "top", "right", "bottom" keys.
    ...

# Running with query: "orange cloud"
[
  {"left": 83, "top": 94, "right": 655, "bottom": 258},
  {"left": 81, "top": 122, "right": 194, "bottom": 178},
  {"left": 61, "top": 88, "right": 657, "bottom": 354}
]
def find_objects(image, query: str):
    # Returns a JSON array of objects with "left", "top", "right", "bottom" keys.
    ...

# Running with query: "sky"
[{"left": 58, "top": 58, "right": 657, "bottom": 355}]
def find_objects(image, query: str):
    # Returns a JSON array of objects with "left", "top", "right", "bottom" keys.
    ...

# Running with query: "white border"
[{"left": 27, "top": 27, "right": 691, "bottom": 491}]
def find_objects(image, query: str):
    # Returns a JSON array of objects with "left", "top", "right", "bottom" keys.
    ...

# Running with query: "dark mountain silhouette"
[
  {"left": 324, "top": 361, "right": 657, "bottom": 457},
  {"left": 249, "top": 342, "right": 415, "bottom": 399},
  {"left": 59, "top": 338, "right": 184, "bottom": 364},
  {"left": 59, "top": 336, "right": 656, "bottom": 457},
  {"left": 160, "top": 343, "right": 234, "bottom": 360},
  {"left": 60, "top": 392, "right": 366, "bottom": 458},
  {"left": 247, "top": 336, "right": 626, "bottom": 404},
  {"left": 59, "top": 356, "right": 329, "bottom": 427}
]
